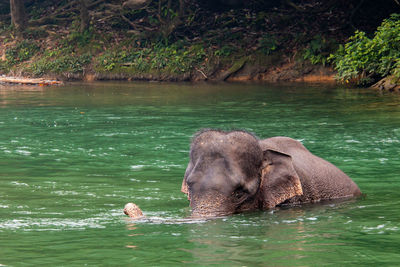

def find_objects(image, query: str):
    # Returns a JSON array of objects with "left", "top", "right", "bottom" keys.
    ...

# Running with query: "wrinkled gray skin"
[{"left": 181, "top": 130, "right": 361, "bottom": 217}]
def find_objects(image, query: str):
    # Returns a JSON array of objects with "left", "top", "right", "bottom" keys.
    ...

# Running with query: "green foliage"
[
  {"left": 97, "top": 51, "right": 119, "bottom": 71},
  {"left": 303, "top": 35, "right": 336, "bottom": 66},
  {"left": 95, "top": 42, "right": 207, "bottom": 74},
  {"left": 30, "top": 52, "right": 92, "bottom": 75},
  {"left": 65, "top": 30, "right": 93, "bottom": 48},
  {"left": 24, "top": 27, "right": 49, "bottom": 39},
  {"left": 329, "top": 14, "right": 400, "bottom": 85},
  {"left": 392, "top": 59, "right": 400, "bottom": 80},
  {"left": 259, "top": 34, "right": 277, "bottom": 55},
  {"left": 214, "top": 45, "right": 237, "bottom": 57},
  {"left": 5, "top": 40, "right": 40, "bottom": 65},
  {"left": 161, "top": 6, "right": 178, "bottom": 19},
  {"left": 0, "top": 60, "right": 7, "bottom": 72}
]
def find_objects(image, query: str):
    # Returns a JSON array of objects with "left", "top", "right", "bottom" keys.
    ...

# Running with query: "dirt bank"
[{"left": 22, "top": 59, "right": 335, "bottom": 84}]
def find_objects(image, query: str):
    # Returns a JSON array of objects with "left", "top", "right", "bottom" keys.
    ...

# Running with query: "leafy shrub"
[
  {"left": 392, "top": 59, "right": 400, "bottom": 80},
  {"left": 303, "top": 35, "right": 336, "bottom": 66},
  {"left": 5, "top": 40, "right": 40, "bottom": 65},
  {"left": 97, "top": 51, "right": 120, "bottom": 71},
  {"left": 31, "top": 52, "right": 92, "bottom": 75},
  {"left": 96, "top": 42, "right": 206, "bottom": 74},
  {"left": 64, "top": 29, "right": 93, "bottom": 48},
  {"left": 329, "top": 14, "right": 400, "bottom": 85},
  {"left": 259, "top": 34, "right": 277, "bottom": 55}
]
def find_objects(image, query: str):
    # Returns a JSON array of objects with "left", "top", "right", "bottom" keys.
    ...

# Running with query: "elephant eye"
[
  {"left": 232, "top": 188, "right": 246, "bottom": 199},
  {"left": 186, "top": 177, "right": 195, "bottom": 187}
]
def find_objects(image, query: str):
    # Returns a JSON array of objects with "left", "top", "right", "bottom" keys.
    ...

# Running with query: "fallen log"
[{"left": 0, "top": 76, "right": 63, "bottom": 86}]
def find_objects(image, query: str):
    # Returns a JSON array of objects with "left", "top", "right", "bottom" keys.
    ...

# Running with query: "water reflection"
[
  {"left": 125, "top": 221, "right": 143, "bottom": 249},
  {"left": 0, "top": 84, "right": 47, "bottom": 107},
  {"left": 179, "top": 201, "right": 364, "bottom": 265}
]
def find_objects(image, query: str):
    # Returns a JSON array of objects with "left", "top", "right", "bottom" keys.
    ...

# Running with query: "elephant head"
[{"left": 181, "top": 130, "right": 303, "bottom": 217}]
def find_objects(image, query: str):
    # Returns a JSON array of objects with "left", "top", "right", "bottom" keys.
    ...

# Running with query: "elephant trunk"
[
  {"left": 189, "top": 191, "right": 235, "bottom": 217},
  {"left": 189, "top": 190, "right": 259, "bottom": 217}
]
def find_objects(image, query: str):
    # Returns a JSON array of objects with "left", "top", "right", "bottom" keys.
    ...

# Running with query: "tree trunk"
[
  {"left": 79, "top": 0, "right": 90, "bottom": 33},
  {"left": 178, "top": 0, "right": 185, "bottom": 17},
  {"left": 10, "top": 0, "right": 26, "bottom": 34}
]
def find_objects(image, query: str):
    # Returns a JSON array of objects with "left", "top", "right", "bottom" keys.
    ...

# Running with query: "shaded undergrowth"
[{"left": 0, "top": 1, "right": 399, "bottom": 82}]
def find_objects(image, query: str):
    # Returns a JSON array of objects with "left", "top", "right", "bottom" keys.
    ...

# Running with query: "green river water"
[{"left": 0, "top": 82, "right": 399, "bottom": 266}]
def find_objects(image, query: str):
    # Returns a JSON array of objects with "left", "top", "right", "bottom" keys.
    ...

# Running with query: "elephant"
[{"left": 181, "top": 130, "right": 361, "bottom": 217}]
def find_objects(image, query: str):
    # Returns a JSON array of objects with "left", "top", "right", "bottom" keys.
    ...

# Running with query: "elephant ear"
[{"left": 260, "top": 149, "right": 303, "bottom": 209}]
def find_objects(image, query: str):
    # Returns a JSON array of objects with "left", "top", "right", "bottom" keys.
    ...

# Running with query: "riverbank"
[
  {"left": 371, "top": 76, "right": 400, "bottom": 93},
  {"left": 0, "top": 53, "right": 336, "bottom": 85},
  {"left": 0, "top": 60, "right": 336, "bottom": 85},
  {"left": 0, "top": 1, "right": 398, "bottom": 89},
  {"left": 35, "top": 59, "right": 337, "bottom": 83},
  {"left": 0, "top": 27, "right": 337, "bottom": 84}
]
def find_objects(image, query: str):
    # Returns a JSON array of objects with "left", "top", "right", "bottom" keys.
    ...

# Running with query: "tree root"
[{"left": 216, "top": 57, "right": 247, "bottom": 81}]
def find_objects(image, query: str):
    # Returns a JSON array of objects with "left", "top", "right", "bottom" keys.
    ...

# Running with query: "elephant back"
[{"left": 259, "top": 137, "right": 361, "bottom": 205}]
